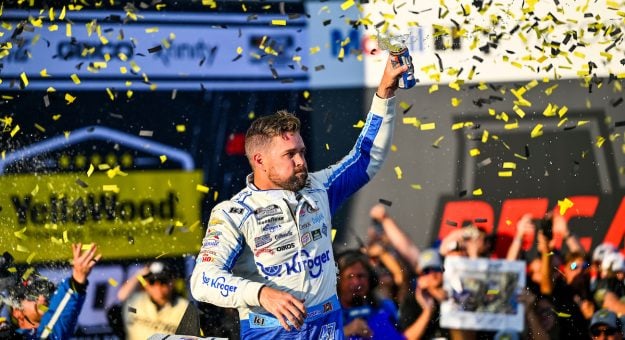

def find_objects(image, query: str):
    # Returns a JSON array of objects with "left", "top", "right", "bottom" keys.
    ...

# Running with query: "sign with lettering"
[
  {"left": 1, "top": 10, "right": 308, "bottom": 90},
  {"left": 2, "top": 170, "right": 204, "bottom": 262}
]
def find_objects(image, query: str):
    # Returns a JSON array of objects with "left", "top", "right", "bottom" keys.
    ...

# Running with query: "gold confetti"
[
  {"left": 411, "top": 184, "right": 422, "bottom": 190},
  {"left": 545, "top": 84, "right": 558, "bottom": 95},
  {"left": 513, "top": 105, "right": 525, "bottom": 118},
  {"left": 10, "top": 125, "right": 20, "bottom": 137},
  {"left": 26, "top": 252, "right": 36, "bottom": 264},
  {"left": 106, "top": 88, "right": 115, "bottom": 101},
  {"left": 16, "top": 244, "right": 29, "bottom": 253},
  {"left": 469, "top": 148, "right": 480, "bottom": 157},
  {"left": 340, "top": 0, "right": 355, "bottom": 10},
  {"left": 487, "top": 289, "right": 499, "bottom": 295},
  {"left": 473, "top": 188, "right": 483, "bottom": 196},
  {"left": 31, "top": 184, "right": 39, "bottom": 196},
  {"left": 309, "top": 46, "right": 321, "bottom": 54},
  {"left": 40, "top": 69, "right": 50, "bottom": 77},
  {"left": 102, "top": 185, "right": 120, "bottom": 193},
  {"left": 87, "top": 163, "right": 94, "bottom": 177},
  {"left": 420, "top": 123, "right": 436, "bottom": 130},
  {"left": 160, "top": 155, "right": 167, "bottom": 163},
  {"left": 176, "top": 125, "right": 186, "bottom": 132},
  {"left": 558, "top": 197, "right": 574, "bottom": 215},
  {"left": 106, "top": 166, "right": 128, "bottom": 179},
  {"left": 498, "top": 171, "right": 513, "bottom": 177},
  {"left": 108, "top": 278, "right": 118, "bottom": 287},
  {"left": 451, "top": 97, "right": 461, "bottom": 107},
  {"left": 145, "top": 27, "right": 159, "bottom": 33},
  {"left": 530, "top": 124, "right": 544, "bottom": 138},
  {"left": 20, "top": 72, "right": 28, "bottom": 87},
  {"left": 394, "top": 166, "right": 403, "bottom": 179},
  {"left": 189, "top": 220, "right": 200, "bottom": 233},
  {"left": 429, "top": 84, "right": 439, "bottom": 93},
  {"left": 70, "top": 74, "right": 81, "bottom": 84},
  {"left": 65, "top": 93, "right": 76, "bottom": 104},
  {"left": 504, "top": 121, "right": 519, "bottom": 130},
  {"left": 432, "top": 136, "right": 444, "bottom": 147},
  {"left": 34, "top": 123, "right": 45, "bottom": 132},
  {"left": 271, "top": 19, "right": 286, "bottom": 26},
  {"left": 196, "top": 184, "right": 210, "bottom": 193},
  {"left": 331, "top": 229, "right": 337, "bottom": 242},
  {"left": 503, "top": 162, "right": 516, "bottom": 169},
  {"left": 22, "top": 267, "right": 35, "bottom": 281},
  {"left": 554, "top": 310, "right": 571, "bottom": 318},
  {"left": 353, "top": 120, "right": 365, "bottom": 128}
]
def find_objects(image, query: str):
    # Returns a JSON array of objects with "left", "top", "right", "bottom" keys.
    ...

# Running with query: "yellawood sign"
[{"left": 2, "top": 170, "right": 204, "bottom": 262}]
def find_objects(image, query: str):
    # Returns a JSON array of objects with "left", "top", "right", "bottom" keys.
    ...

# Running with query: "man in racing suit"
[{"left": 190, "top": 57, "right": 408, "bottom": 339}]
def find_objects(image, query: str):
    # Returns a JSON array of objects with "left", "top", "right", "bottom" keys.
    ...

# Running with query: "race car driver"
[{"left": 191, "top": 56, "right": 408, "bottom": 339}]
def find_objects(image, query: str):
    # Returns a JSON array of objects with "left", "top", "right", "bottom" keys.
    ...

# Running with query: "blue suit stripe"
[
  {"left": 223, "top": 235, "right": 244, "bottom": 271},
  {"left": 325, "top": 114, "right": 383, "bottom": 215}
]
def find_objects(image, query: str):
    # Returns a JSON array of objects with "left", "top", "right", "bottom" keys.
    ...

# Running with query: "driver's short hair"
[{"left": 245, "top": 110, "right": 300, "bottom": 161}]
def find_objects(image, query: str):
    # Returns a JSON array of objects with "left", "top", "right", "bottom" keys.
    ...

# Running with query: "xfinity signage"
[{"left": 1, "top": 10, "right": 308, "bottom": 90}]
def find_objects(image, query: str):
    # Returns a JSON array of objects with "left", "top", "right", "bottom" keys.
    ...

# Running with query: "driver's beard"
[{"left": 270, "top": 169, "right": 308, "bottom": 192}]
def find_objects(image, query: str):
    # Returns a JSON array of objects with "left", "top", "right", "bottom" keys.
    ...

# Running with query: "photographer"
[{"left": 11, "top": 243, "right": 100, "bottom": 339}]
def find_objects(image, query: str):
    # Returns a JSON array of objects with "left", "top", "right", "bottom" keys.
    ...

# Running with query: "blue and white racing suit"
[{"left": 190, "top": 95, "right": 397, "bottom": 339}]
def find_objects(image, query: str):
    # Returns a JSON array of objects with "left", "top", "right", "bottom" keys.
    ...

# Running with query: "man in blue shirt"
[
  {"left": 11, "top": 243, "right": 100, "bottom": 339},
  {"left": 337, "top": 250, "right": 405, "bottom": 339}
]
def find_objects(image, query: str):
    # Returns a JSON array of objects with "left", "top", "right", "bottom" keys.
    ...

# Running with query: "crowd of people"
[{"left": 3, "top": 206, "right": 625, "bottom": 339}]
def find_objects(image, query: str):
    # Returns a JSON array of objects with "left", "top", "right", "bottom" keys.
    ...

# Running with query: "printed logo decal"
[
  {"left": 254, "top": 204, "right": 282, "bottom": 220},
  {"left": 254, "top": 234, "right": 272, "bottom": 248}
]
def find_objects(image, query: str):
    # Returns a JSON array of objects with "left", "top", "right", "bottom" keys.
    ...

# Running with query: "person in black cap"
[
  {"left": 120, "top": 261, "right": 198, "bottom": 340},
  {"left": 398, "top": 248, "right": 449, "bottom": 340},
  {"left": 589, "top": 309, "right": 623, "bottom": 340}
]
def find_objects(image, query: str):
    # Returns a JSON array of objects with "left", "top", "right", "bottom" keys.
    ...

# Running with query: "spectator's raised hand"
[
  {"left": 536, "top": 232, "right": 554, "bottom": 255},
  {"left": 415, "top": 287, "right": 435, "bottom": 311},
  {"left": 72, "top": 243, "right": 101, "bottom": 284},
  {"left": 552, "top": 213, "right": 569, "bottom": 237},
  {"left": 369, "top": 204, "right": 387, "bottom": 221},
  {"left": 344, "top": 318, "right": 373, "bottom": 339},
  {"left": 516, "top": 213, "right": 535, "bottom": 239},
  {"left": 367, "top": 242, "right": 386, "bottom": 258}
]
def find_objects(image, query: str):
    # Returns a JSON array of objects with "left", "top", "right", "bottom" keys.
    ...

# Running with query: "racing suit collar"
[{"left": 245, "top": 173, "right": 318, "bottom": 210}]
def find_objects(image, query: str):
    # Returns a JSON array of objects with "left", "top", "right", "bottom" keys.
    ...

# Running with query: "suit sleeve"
[
  {"left": 190, "top": 204, "right": 264, "bottom": 309},
  {"left": 37, "top": 278, "right": 86, "bottom": 339},
  {"left": 316, "top": 94, "right": 397, "bottom": 215}
]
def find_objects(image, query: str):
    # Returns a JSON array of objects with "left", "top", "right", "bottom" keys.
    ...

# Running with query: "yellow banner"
[{"left": 1, "top": 170, "right": 205, "bottom": 263}]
